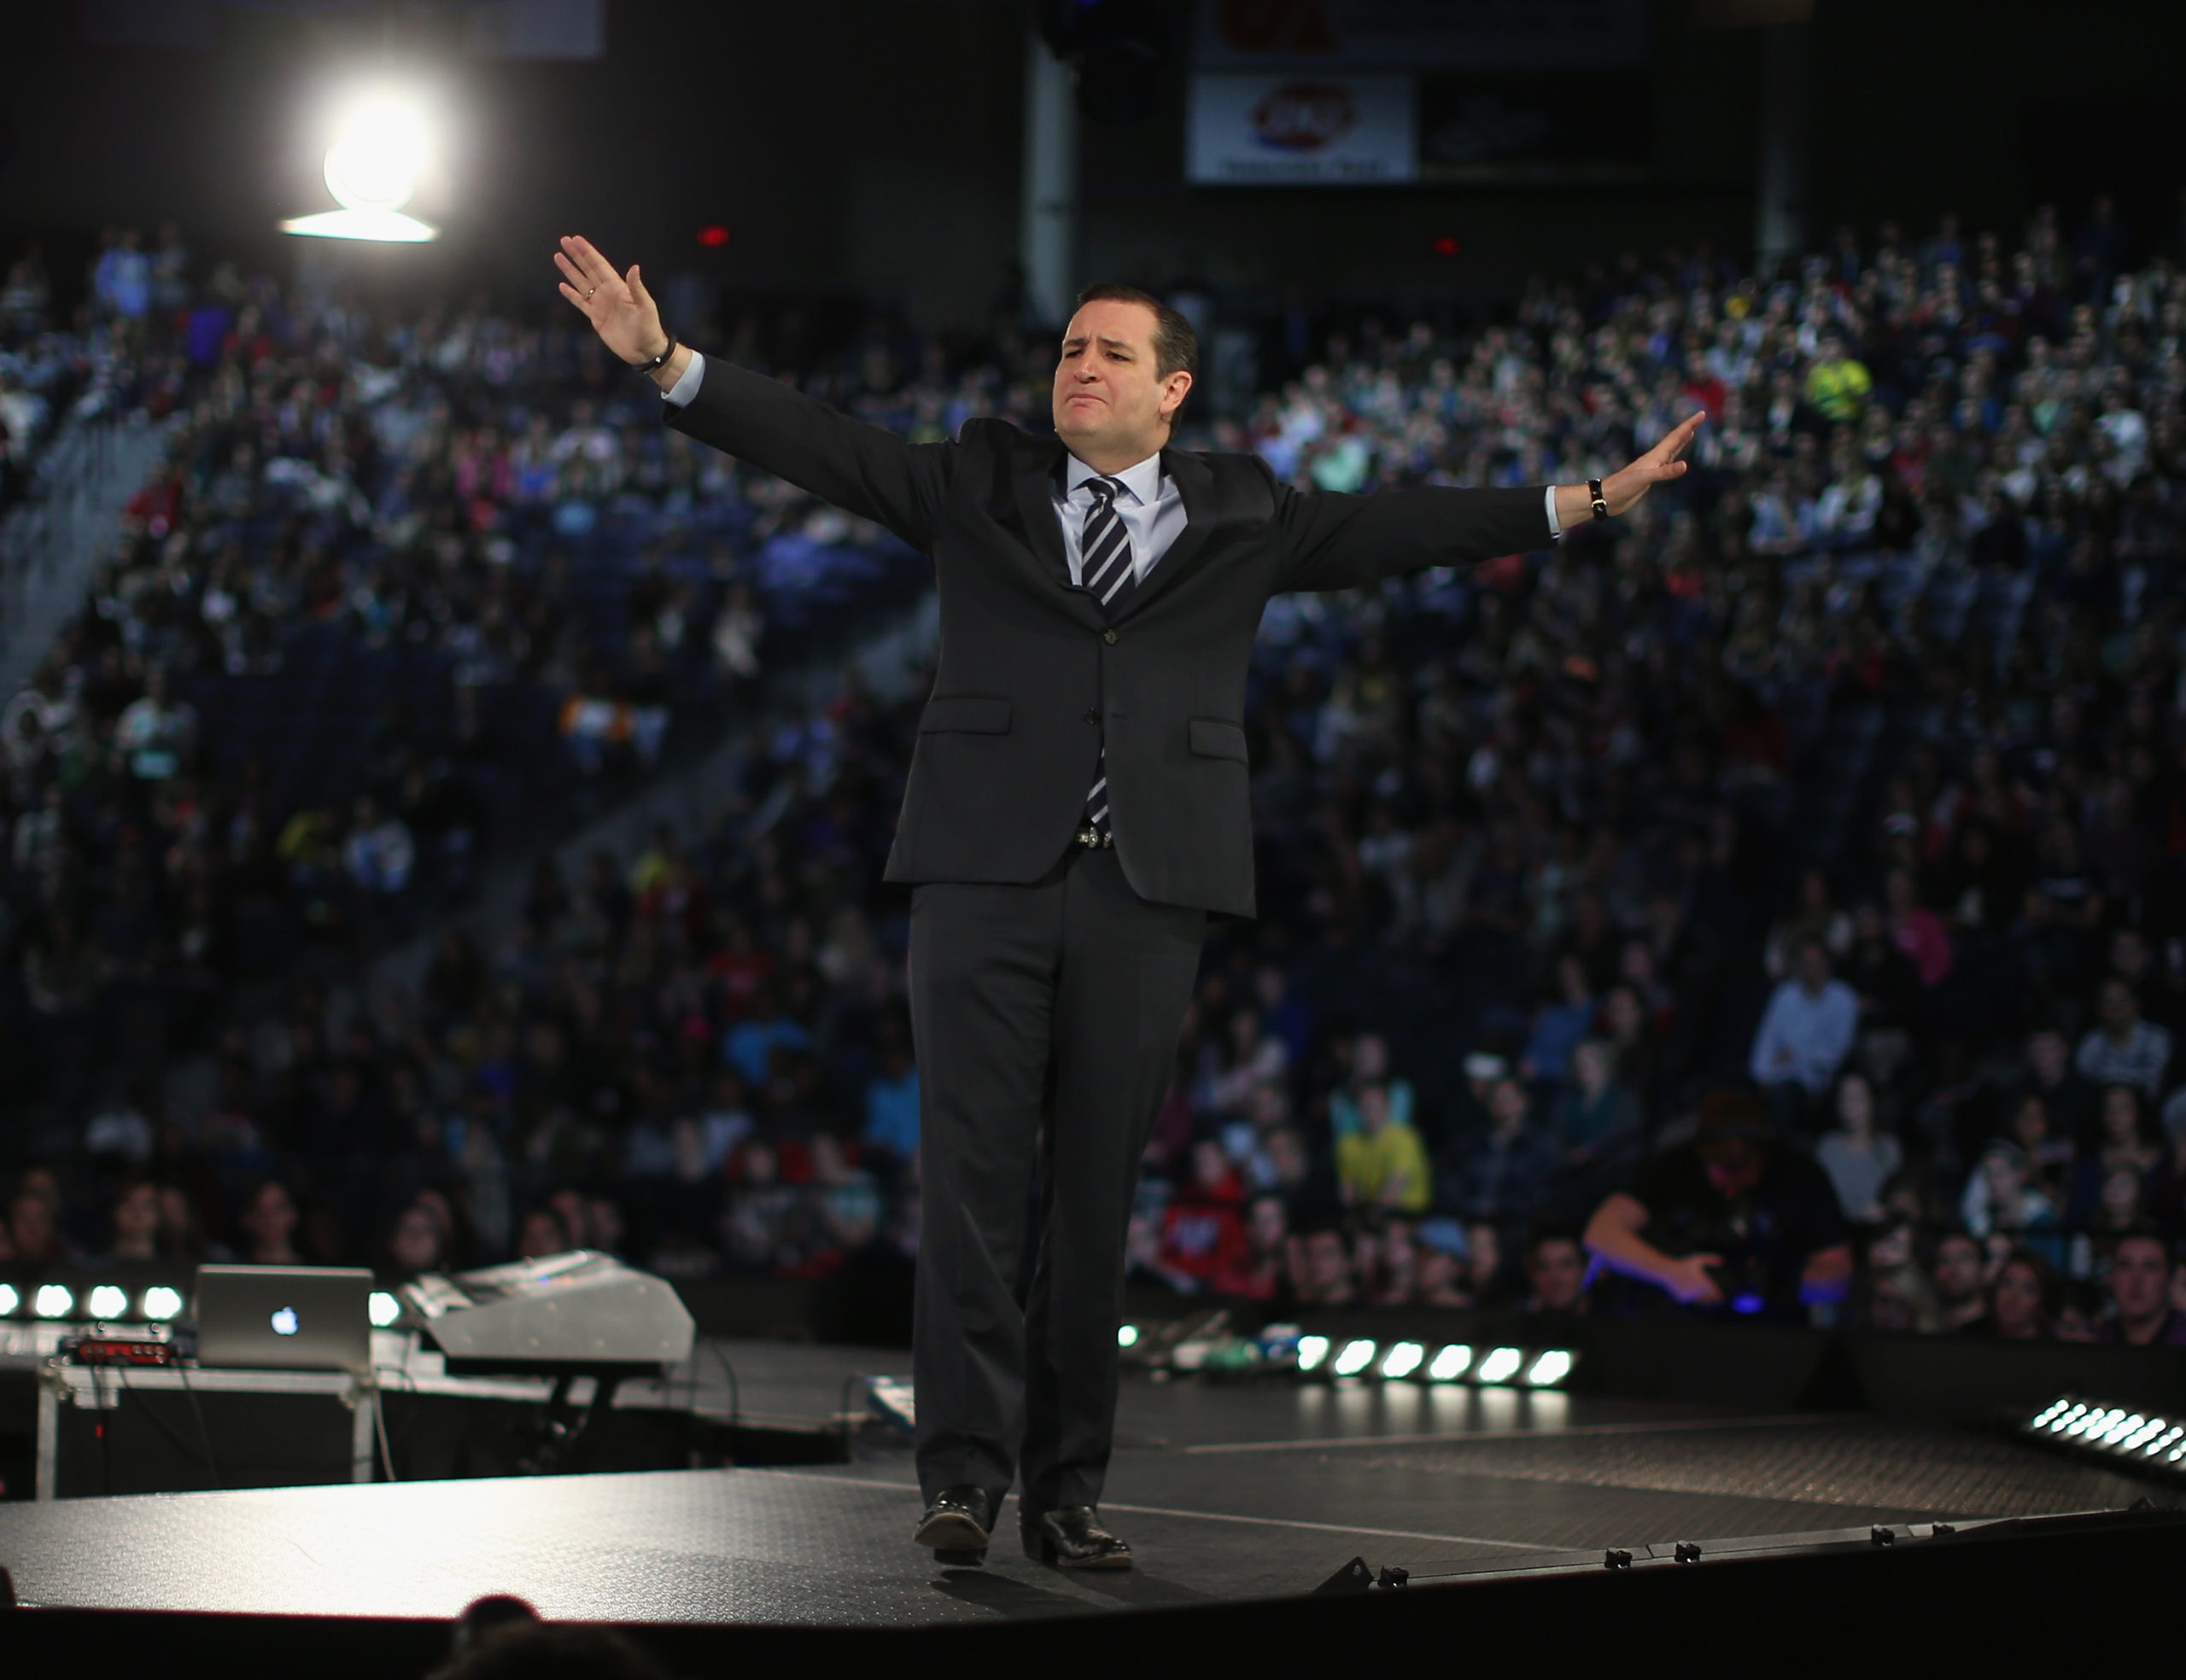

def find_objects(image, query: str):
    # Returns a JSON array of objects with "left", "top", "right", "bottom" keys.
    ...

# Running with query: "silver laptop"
[{"left": 194, "top": 1264, "right": 374, "bottom": 1373}]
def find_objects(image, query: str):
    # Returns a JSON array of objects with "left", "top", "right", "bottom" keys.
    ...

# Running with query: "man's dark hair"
[
  {"left": 1526, "top": 1217, "right": 1586, "bottom": 1257},
  {"left": 2109, "top": 1219, "right": 2173, "bottom": 1257},
  {"left": 1074, "top": 283, "right": 1199, "bottom": 382}
]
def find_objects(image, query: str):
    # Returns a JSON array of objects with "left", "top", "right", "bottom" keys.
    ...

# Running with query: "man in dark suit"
[{"left": 554, "top": 234, "right": 1699, "bottom": 1568}]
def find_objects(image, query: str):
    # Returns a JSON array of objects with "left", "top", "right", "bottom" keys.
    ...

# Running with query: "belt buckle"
[{"left": 1076, "top": 825, "right": 1100, "bottom": 849}]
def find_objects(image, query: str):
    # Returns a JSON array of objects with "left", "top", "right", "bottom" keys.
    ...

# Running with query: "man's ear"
[{"left": 1158, "top": 370, "right": 1194, "bottom": 423}]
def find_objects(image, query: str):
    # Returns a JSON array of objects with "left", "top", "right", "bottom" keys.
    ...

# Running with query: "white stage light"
[
  {"left": 281, "top": 96, "right": 439, "bottom": 242},
  {"left": 1427, "top": 1344, "right": 1472, "bottom": 1382},
  {"left": 1525, "top": 1350, "right": 1575, "bottom": 1387},
  {"left": 35, "top": 1284, "right": 74, "bottom": 1319},
  {"left": 1331, "top": 1339, "right": 1377, "bottom": 1377},
  {"left": 1379, "top": 1342, "right": 1423, "bottom": 1380},
  {"left": 1476, "top": 1346, "right": 1523, "bottom": 1385},
  {"left": 369, "top": 1292, "right": 402, "bottom": 1328},
  {"left": 142, "top": 1286, "right": 184, "bottom": 1321},
  {"left": 1295, "top": 1334, "right": 1330, "bottom": 1372},
  {"left": 0, "top": 1283, "right": 18, "bottom": 1315},
  {"left": 86, "top": 1284, "right": 128, "bottom": 1320}
]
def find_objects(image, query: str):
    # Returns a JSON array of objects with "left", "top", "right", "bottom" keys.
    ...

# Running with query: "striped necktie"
[{"left": 1081, "top": 475, "right": 1136, "bottom": 842}]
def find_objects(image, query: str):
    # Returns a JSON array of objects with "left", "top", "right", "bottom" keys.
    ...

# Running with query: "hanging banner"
[
  {"left": 1186, "top": 73, "right": 1417, "bottom": 185},
  {"left": 1195, "top": 0, "right": 1650, "bottom": 73}
]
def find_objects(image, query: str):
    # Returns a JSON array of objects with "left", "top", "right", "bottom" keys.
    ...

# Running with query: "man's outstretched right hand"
[{"left": 554, "top": 234, "right": 674, "bottom": 370}]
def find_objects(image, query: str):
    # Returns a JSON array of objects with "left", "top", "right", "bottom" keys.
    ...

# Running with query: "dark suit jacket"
[{"left": 666, "top": 359, "right": 1551, "bottom": 918}]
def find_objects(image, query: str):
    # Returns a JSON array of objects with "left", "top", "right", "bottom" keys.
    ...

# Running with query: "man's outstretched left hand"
[{"left": 1558, "top": 411, "right": 1705, "bottom": 526}]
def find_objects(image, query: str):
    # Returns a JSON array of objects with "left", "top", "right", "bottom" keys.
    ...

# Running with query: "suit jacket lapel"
[
  {"left": 1007, "top": 438, "right": 1079, "bottom": 597},
  {"left": 1115, "top": 445, "right": 1218, "bottom": 621}
]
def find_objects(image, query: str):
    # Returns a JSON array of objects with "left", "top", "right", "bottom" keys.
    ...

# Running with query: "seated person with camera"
[{"left": 1583, "top": 1089, "right": 1853, "bottom": 1321}]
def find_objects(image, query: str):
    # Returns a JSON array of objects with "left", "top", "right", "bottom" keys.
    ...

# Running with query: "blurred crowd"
[
  {"left": 0, "top": 223, "right": 951, "bottom": 1160},
  {"left": 6, "top": 197, "right": 2186, "bottom": 1351}
]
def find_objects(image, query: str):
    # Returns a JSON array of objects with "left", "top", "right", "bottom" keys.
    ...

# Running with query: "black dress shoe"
[
  {"left": 1021, "top": 1505, "right": 1132, "bottom": 1570},
  {"left": 914, "top": 1485, "right": 995, "bottom": 1565}
]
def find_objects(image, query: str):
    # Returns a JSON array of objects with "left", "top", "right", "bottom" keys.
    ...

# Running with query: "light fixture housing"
[
  {"left": 1427, "top": 1343, "right": 1473, "bottom": 1382},
  {"left": 141, "top": 1285, "right": 185, "bottom": 1321},
  {"left": 2025, "top": 1395, "right": 2186, "bottom": 1481},
  {"left": 1330, "top": 1338, "right": 1377, "bottom": 1377},
  {"left": 281, "top": 96, "right": 439, "bottom": 242},
  {"left": 86, "top": 1284, "right": 129, "bottom": 1321},
  {"left": 1379, "top": 1341, "right": 1424, "bottom": 1380}
]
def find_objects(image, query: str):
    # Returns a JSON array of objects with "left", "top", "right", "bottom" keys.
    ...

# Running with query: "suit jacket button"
[
  {"left": 1083, "top": 709, "right": 1100, "bottom": 724},
  {"left": 1102, "top": 628, "right": 1118, "bottom": 645}
]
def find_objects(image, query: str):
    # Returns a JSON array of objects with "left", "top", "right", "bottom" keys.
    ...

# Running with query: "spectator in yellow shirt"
[
  {"left": 1336, "top": 1082, "right": 1432, "bottom": 1213},
  {"left": 1803, "top": 332, "right": 1873, "bottom": 423}
]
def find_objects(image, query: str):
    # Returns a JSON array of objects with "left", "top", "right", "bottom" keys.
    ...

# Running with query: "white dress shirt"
[
  {"left": 663, "top": 348, "right": 1565, "bottom": 554},
  {"left": 1053, "top": 448, "right": 1187, "bottom": 586}
]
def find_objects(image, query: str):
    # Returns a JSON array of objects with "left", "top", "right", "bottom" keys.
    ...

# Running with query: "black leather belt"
[{"left": 1074, "top": 825, "right": 1113, "bottom": 849}]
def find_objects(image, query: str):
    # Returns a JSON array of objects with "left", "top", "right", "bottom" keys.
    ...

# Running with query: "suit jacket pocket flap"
[
  {"left": 1188, "top": 717, "right": 1248, "bottom": 762},
  {"left": 921, "top": 694, "right": 1013, "bottom": 734}
]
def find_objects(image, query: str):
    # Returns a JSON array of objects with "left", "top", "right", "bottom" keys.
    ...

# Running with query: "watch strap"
[
  {"left": 631, "top": 332, "right": 678, "bottom": 375},
  {"left": 1587, "top": 477, "right": 1610, "bottom": 520}
]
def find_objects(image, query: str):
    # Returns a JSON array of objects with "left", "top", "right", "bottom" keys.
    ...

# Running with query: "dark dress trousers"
[{"left": 666, "top": 359, "right": 1551, "bottom": 1514}]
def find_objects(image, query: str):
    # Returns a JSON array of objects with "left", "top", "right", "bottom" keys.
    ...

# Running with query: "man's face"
[
  {"left": 1702, "top": 1139, "right": 1762, "bottom": 1198},
  {"left": 1797, "top": 943, "right": 1829, "bottom": 990},
  {"left": 1304, "top": 1231, "right": 1347, "bottom": 1292},
  {"left": 1933, "top": 1235, "right": 1984, "bottom": 1301},
  {"left": 2027, "top": 1030, "right": 2066, "bottom": 1083},
  {"left": 1052, "top": 299, "right": 1189, "bottom": 460},
  {"left": 2110, "top": 1238, "right": 2171, "bottom": 1322},
  {"left": 2101, "top": 983, "right": 2136, "bottom": 1032},
  {"left": 1526, "top": 1239, "right": 1587, "bottom": 1311}
]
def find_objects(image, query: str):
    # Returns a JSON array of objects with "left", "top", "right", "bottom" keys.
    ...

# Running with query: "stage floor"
[{"left": 0, "top": 1340, "right": 2158, "bottom": 1625}]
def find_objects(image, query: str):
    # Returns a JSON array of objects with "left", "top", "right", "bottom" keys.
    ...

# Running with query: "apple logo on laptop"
[{"left": 271, "top": 1306, "right": 301, "bottom": 1337}]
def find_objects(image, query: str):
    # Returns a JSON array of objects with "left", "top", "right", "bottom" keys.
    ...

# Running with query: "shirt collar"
[{"left": 1063, "top": 448, "right": 1164, "bottom": 506}]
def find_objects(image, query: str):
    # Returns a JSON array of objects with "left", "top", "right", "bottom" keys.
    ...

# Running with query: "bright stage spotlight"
[
  {"left": 1524, "top": 1350, "right": 1575, "bottom": 1388},
  {"left": 1331, "top": 1339, "right": 1377, "bottom": 1377},
  {"left": 0, "top": 1282, "right": 18, "bottom": 1316},
  {"left": 1295, "top": 1334, "right": 1331, "bottom": 1373},
  {"left": 1117, "top": 1322, "right": 1140, "bottom": 1348},
  {"left": 281, "top": 96, "right": 439, "bottom": 242},
  {"left": 34, "top": 1283, "right": 75, "bottom": 1320},
  {"left": 1427, "top": 1344, "right": 1472, "bottom": 1382},
  {"left": 141, "top": 1285, "right": 185, "bottom": 1321},
  {"left": 85, "top": 1284, "right": 129, "bottom": 1321},
  {"left": 369, "top": 1291, "right": 403, "bottom": 1328},
  {"left": 1379, "top": 1342, "right": 1424, "bottom": 1380},
  {"left": 1476, "top": 1346, "right": 1523, "bottom": 1385}
]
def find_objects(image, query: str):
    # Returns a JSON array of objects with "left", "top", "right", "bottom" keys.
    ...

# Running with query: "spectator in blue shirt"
[
  {"left": 863, "top": 1041, "right": 921, "bottom": 1178},
  {"left": 722, "top": 982, "right": 810, "bottom": 1089},
  {"left": 1750, "top": 941, "right": 1859, "bottom": 1135},
  {"left": 1524, "top": 954, "right": 1597, "bottom": 1084}
]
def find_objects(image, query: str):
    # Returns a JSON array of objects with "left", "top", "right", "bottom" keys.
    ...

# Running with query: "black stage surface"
[{"left": 0, "top": 1339, "right": 2165, "bottom": 1628}]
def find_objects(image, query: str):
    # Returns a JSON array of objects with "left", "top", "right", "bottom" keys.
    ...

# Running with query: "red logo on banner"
[{"left": 1249, "top": 83, "right": 1356, "bottom": 151}]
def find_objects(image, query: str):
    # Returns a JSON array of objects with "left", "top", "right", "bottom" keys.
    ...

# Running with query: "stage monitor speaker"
[{"left": 401, "top": 1250, "right": 694, "bottom": 1375}]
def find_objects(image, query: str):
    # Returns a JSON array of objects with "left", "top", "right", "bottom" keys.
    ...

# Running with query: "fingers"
[{"left": 559, "top": 234, "right": 615, "bottom": 284}]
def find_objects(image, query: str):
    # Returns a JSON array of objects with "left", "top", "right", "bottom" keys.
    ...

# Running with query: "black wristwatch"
[
  {"left": 1587, "top": 477, "right": 1610, "bottom": 520},
  {"left": 629, "top": 332, "right": 678, "bottom": 375}
]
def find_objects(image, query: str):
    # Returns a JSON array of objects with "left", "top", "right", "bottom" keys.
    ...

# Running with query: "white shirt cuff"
[
  {"left": 1544, "top": 483, "right": 1562, "bottom": 541},
  {"left": 661, "top": 348, "right": 705, "bottom": 409}
]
